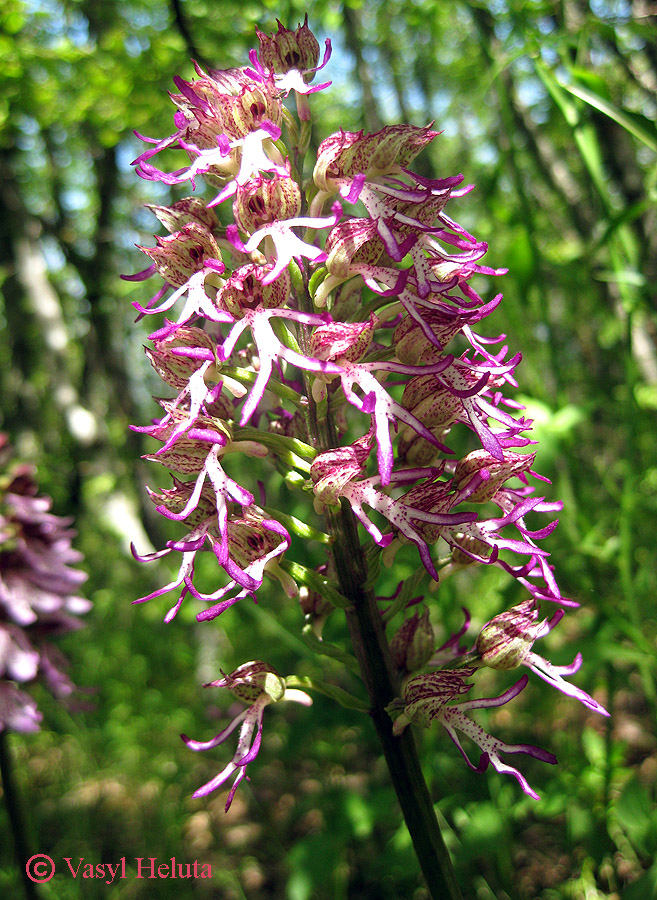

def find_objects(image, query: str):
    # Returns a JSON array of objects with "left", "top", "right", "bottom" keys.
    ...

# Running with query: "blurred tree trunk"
[
  {"left": 341, "top": 3, "right": 383, "bottom": 132},
  {"left": 0, "top": 146, "right": 98, "bottom": 441}
]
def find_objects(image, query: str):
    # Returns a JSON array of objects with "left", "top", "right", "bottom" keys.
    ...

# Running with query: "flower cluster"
[
  {"left": 0, "top": 435, "right": 90, "bottom": 732},
  {"left": 127, "top": 18, "right": 607, "bottom": 807}
]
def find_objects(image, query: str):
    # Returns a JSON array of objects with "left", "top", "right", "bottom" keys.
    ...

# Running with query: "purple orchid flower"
[
  {"left": 390, "top": 667, "right": 557, "bottom": 800},
  {"left": 182, "top": 661, "right": 311, "bottom": 810}
]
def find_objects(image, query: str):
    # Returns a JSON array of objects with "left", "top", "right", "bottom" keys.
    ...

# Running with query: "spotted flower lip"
[
  {"left": 216, "top": 306, "right": 342, "bottom": 427},
  {"left": 130, "top": 261, "right": 232, "bottom": 326},
  {"left": 226, "top": 200, "right": 342, "bottom": 284},
  {"left": 134, "top": 122, "right": 289, "bottom": 206},
  {"left": 311, "top": 452, "right": 478, "bottom": 580},
  {"left": 186, "top": 508, "right": 293, "bottom": 623},
  {"left": 132, "top": 477, "right": 293, "bottom": 625},
  {"left": 335, "top": 356, "right": 455, "bottom": 485}
]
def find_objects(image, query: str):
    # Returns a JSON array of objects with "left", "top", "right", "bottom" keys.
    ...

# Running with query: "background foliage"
[{"left": 1, "top": 0, "right": 656, "bottom": 897}]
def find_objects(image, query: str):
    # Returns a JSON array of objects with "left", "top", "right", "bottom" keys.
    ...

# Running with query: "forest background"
[{"left": 0, "top": 0, "right": 656, "bottom": 898}]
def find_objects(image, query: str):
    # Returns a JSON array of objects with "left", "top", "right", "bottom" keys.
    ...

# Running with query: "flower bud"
[
  {"left": 449, "top": 534, "right": 492, "bottom": 567},
  {"left": 299, "top": 584, "right": 333, "bottom": 619},
  {"left": 454, "top": 450, "right": 537, "bottom": 503},
  {"left": 389, "top": 607, "right": 435, "bottom": 673},
  {"left": 475, "top": 601, "right": 541, "bottom": 669},
  {"left": 393, "top": 311, "right": 463, "bottom": 366},
  {"left": 233, "top": 174, "right": 301, "bottom": 234},
  {"left": 138, "top": 223, "right": 222, "bottom": 287},
  {"left": 146, "top": 198, "right": 219, "bottom": 234},
  {"left": 146, "top": 326, "right": 217, "bottom": 391},
  {"left": 324, "top": 219, "right": 384, "bottom": 278},
  {"left": 397, "top": 429, "right": 448, "bottom": 467},
  {"left": 174, "top": 70, "right": 282, "bottom": 140},
  {"left": 219, "top": 661, "right": 286, "bottom": 704},
  {"left": 310, "top": 435, "right": 371, "bottom": 508},
  {"left": 310, "top": 447, "right": 362, "bottom": 508},
  {"left": 314, "top": 124, "right": 438, "bottom": 191},
  {"left": 256, "top": 16, "right": 320, "bottom": 76},
  {"left": 400, "top": 374, "right": 463, "bottom": 431},
  {"left": 232, "top": 84, "right": 283, "bottom": 135},
  {"left": 216, "top": 263, "right": 290, "bottom": 317},
  {"left": 299, "top": 578, "right": 334, "bottom": 638},
  {"left": 309, "top": 314, "right": 377, "bottom": 364}
]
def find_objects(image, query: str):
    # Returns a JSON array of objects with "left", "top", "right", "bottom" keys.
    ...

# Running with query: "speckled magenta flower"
[
  {"left": 476, "top": 600, "right": 609, "bottom": 715},
  {"left": 388, "top": 667, "right": 557, "bottom": 800},
  {"left": 181, "top": 661, "right": 311, "bottom": 810},
  {"left": 0, "top": 435, "right": 90, "bottom": 732}
]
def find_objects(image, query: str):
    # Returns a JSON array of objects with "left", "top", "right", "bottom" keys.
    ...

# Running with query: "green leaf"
[
  {"left": 270, "top": 313, "right": 301, "bottom": 353},
  {"left": 534, "top": 60, "right": 579, "bottom": 126},
  {"left": 287, "top": 257, "right": 305, "bottom": 296},
  {"left": 534, "top": 61, "right": 616, "bottom": 207},
  {"left": 594, "top": 268, "right": 646, "bottom": 287},
  {"left": 308, "top": 265, "right": 328, "bottom": 300},
  {"left": 381, "top": 566, "right": 429, "bottom": 625},
  {"left": 300, "top": 624, "right": 361, "bottom": 675},
  {"left": 237, "top": 427, "right": 316, "bottom": 459},
  {"left": 568, "top": 66, "right": 610, "bottom": 99},
  {"left": 589, "top": 194, "right": 657, "bottom": 254},
  {"left": 563, "top": 81, "right": 657, "bottom": 153},
  {"left": 615, "top": 776, "right": 655, "bottom": 856},
  {"left": 621, "top": 862, "right": 657, "bottom": 900}
]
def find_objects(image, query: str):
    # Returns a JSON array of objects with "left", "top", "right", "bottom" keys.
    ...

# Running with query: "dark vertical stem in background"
[
  {"left": 341, "top": 3, "right": 383, "bottom": 133},
  {"left": 0, "top": 731, "right": 39, "bottom": 900},
  {"left": 0, "top": 146, "right": 41, "bottom": 430},
  {"left": 169, "top": 0, "right": 212, "bottom": 71}
]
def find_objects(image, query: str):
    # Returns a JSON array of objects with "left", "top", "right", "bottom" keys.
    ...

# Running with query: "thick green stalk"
[
  {"left": 0, "top": 730, "right": 39, "bottom": 900},
  {"left": 326, "top": 502, "right": 463, "bottom": 900}
]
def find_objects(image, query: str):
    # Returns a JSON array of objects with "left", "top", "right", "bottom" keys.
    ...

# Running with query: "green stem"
[
  {"left": 0, "top": 730, "right": 40, "bottom": 900},
  {"left": 327, "top": 504, "right": 463, "bottom": 899}
]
